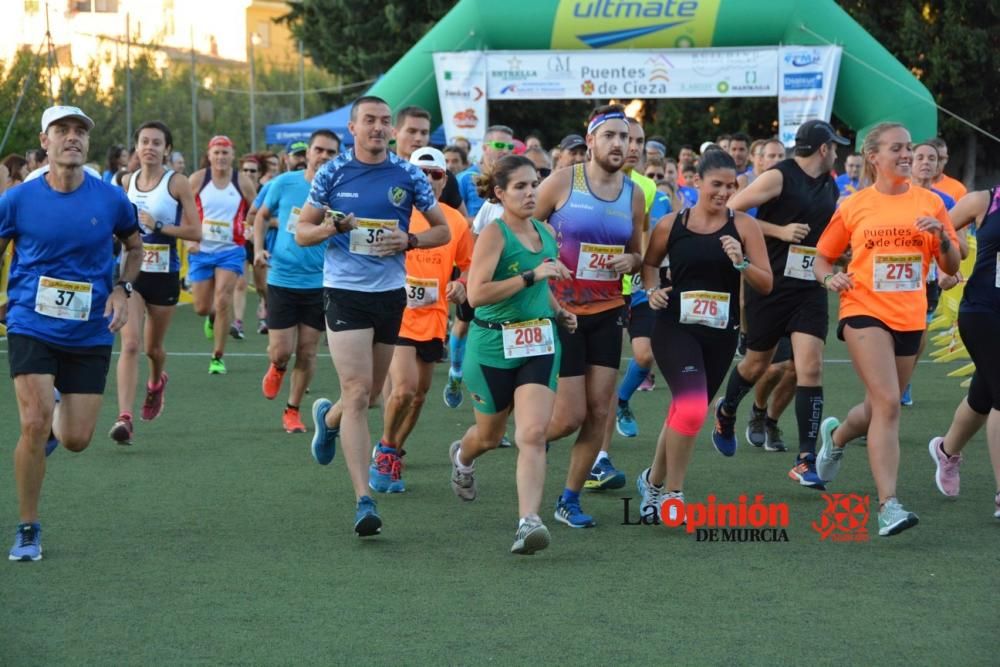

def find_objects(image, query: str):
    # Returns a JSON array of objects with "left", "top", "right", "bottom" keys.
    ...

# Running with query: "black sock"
[
  {"left": 722, "top": 368, "right": 754, "bottom": 416},
  {"left": 751, "top": 403, "right": 767, "bottom": 416},
  {"left": 618, "top": 398, "right": 629, "bottom": 409},
  {"left": 795, "top": 386, "right": 823, "bottom": 455},
  {"left": 286, "top": 402, "right": 298, "bottom": 411},
  {"left": 765, "top": 416, "right": 778, "bottom": 428}
]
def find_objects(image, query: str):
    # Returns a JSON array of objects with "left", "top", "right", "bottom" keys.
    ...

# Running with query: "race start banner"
[
  {"left": 777, "top": 45, "right": 843, "bottom": 147},
  {"left": 432, "top": 52, "right": 488, "bottom": 159}
]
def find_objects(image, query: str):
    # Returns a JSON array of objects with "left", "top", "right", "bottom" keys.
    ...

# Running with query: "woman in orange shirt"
[{"left": 811, "top": 122, "right": 960, "bottom": 537}]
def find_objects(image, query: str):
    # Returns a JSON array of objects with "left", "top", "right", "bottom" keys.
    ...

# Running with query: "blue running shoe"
[
  {"left": 900, "top": 383, "right": 913, "bottom": 407},
  {"left": 615, "top": 403, "right": 638, "bottom": 438},
  {"left": 443, "top": 372, "right": 463, "bottom": 409},
  {"left": 9, "top": 523, "right": 42, "bottom": 562},
  {"left": 369, "top": 445, "right": 405, "bottom": 494},
  {"left": 788, "top": 453, "right": 826, "bottom": 490},
  {"left": 554, "top": 496, "right": 596, "bottom": 528},
  {"left": 45, "top": 431, "right": 59, "bottom": 457},
  {"left": 354, "top": 496, "right": 382, "bottom": 536},
  {"left": 584, "top": 457, "right": 626, "bottom": 490},
  {"left": 310, "top": 399, "right": 338, "bottom": 465},
  {"left": 711, "top": 398, "right": 737, "bottom": 457}
]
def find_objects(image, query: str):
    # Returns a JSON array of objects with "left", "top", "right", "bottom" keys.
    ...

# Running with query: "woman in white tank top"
[{"left": 108, "top": 121, "right": 201, "bottom": 445}]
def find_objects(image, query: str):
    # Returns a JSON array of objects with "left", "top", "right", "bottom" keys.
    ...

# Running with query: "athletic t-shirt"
[
  {"left": 960, "top": 187, "right": 1000, "bottom": 315},
  {"left": 0, "top": 174, "right": 140, "bottom": 347},
  {"left": 399, "top": 203, "right": 473, "bottom": 342},
  {"left": 817, "top": 185, "right": 958, "bottom": 332},
  {"left": 836, "top": 174, "right": 861, "bottom": 197},
  {"left": 473, "top": 200, "right": 505, "bottom": 235},
  {"left": 934, "top": 174, "right": 967, "bottom": 203},
  {"left": 195, "top": 170, "right": 248, "bottom": 252},
  {"left": 306, "top": 149, "right": 437, "bottom": 292},
  {"left": 263, "top": 170, "right": 325, "bottom": 290},
  {"left": 678, "top": 185, "right": 698, "bottom": 208},
  {"left": 127, "top": 169, "right": 182, "bottom": 273},
  {"left": 457, "top": 164, "right": 484, "bottom": 217}
]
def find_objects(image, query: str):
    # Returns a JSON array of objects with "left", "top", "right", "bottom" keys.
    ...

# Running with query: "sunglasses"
[
  {"left": 537, "top": 167, "right": 552, "bottom": 178},
  {"left": 421, "top": 169, "right": 446, "bottom": 181},
  {"left": 647, "top": 172, "right": 665, "bottom": 180},
  {"left": 486, "top": 141, "right": 515, "bottom": 151}
]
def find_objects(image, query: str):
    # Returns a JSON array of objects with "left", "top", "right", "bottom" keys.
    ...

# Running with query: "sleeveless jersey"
[
  {"left": 961, "top": 186, "right": 1000, "bottom": 315},
  {"left": 549, "top": 162, "right": 634, "bottom": 314},
  {"left": 195, "top": 169, "right": 247, "bottom": 253},
  {"left": 660, "top": 208, "right": 742, "bottom": 332},
  {"left": 127, "top": 168, "right": 181, "bottom": 272},
  {"left": 754, "top": 158, "right": 839, "bottom": 295}
]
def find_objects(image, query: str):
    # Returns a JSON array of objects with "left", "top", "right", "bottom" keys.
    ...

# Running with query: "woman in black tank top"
[{"left": 633, "top": 151, "right": 772, "bottom": 522}]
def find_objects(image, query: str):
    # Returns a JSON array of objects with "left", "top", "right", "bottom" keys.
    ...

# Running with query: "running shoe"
[
  {"left": 763, "top": 421, "right": 788, "bottom": 452},
  {"left": 639, "top": 480, "right": 665, "bottom": 522},
  {"left": 616, "top": 402, "right": 638, "bottom": 438},
  {"left": 746, "top": 405, "right": 767, "bottom": 448},
  {"left": 878, "top": 498, "right": 918, "bottom": 536},
  {"left": 994, "top": 492, "right": 1000, "bottom": 520},
  {"left": 788, "top": 453, "right": 826, "bottom": 490},
  {"left": 208, "top": 357, "right": 226, "bottom": 375},
  {"left": 510, "top": 515, "right": 551, "bottom": 555},
  {"left": 637, "top": 372, "right": 656, "bottom": 392},
  {"left": 449, "top": 441, "right": 477, "bottom": 501},
  {"left": 354, "top": 496, "right": 382, "bottom": 537},
  {"left": 45, "top": 431, "right": 58, "bottom": 457},
  {"left": 203, "top": 316, "right": 214, "bottom": 339},
  {"left": 141, "top": 372, "right": 169, "bottom": 421},
  {"left": 554, "top": 496, "right": 595, "bottom": 528},
  {"left": 711, "top": 398, "right": 737, "bottom": 457},
  {"left": 816, "top": 417, "right": 843, "bottom": 482},
  {"left": 584, "top": 456, "right": 626, "bottom": 490},
  {"left": 261, "top": 364, "right": 286, "bottom": 400},
  {"left": 900, "top": 383, "right": 913, "bottom": 407},
  {"left": 636, "top": 467, "right": 651, "bottom": 497},
  {"left": 108, "top": 414, "right": 133, "bottom": 445},
  {"left": 8, "top": 523, "right": 41, "bottom": 562},
  {"left": 369, "top": 445, "right": 405, "bottom": 493},
  {"left": 310, "top": 399, "right": 338, "bottom": 465},
  {"left": 257, "top": 320, "right": 268, "bottom": 335},
  {"left": 443, "top": 372, "right": 463, "bottom": 408},
  {"left": 282, "top": 407, "right": 307, "bottom": 434},
  {"left": 928, "top": 436, "right": 961, "bottom": 497},
  {"left": 230, "top": 319, "right": 245, "bottom": 340},
  {"left": 498, "top": 434, "right": 513, "bottom": 448}
]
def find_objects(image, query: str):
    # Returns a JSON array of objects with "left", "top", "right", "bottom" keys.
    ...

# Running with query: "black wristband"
[
  {"left": 521, "top": 270, "right": 536, "bottom": 287},
  {"left": 407, "top": 233, "right": 419, "bottom": 250}
]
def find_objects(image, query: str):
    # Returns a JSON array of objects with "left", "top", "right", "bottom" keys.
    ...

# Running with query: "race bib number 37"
[
  {"left": 577, "top": 243, "right": 624, "bottom": 281},
  {"left": 679, "top": 290, "right": 731, "bottom": 330},
  {"left": 873, "top": 254, "right": 921, "bottom": 292},
  {"left": 35, "top": 276, "right": 93, "bottom": 321},
  {"left": 349, "top": 219, "right": 398, "bottom": 255},
  {"left": 502, "top": 319, "right": 555, "bottom": 360},
  {"left": 784, "top": 245, "right": 817, "bottom": 281}
]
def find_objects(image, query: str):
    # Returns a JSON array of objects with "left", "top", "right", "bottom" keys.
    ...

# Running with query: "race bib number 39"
[
  {"left": 784, "top": 245, "right": 817, "bottom": 281},
  {"left": 202, "top": 218, "right": 233, "bottom": 244},
  {"left": 35, "top": 276, "right": 93, "bottom": 321},
  {"left": 577, "top": 243, "right": 624, "bottom": 281},
  {"left": 349, "top": 219, "right": 398, "bottom": 255},
  {"left": 502, "top": 319, "right": 555, "bottom": 360},
  {"left": 873, "top": 254, "right": 921, "bottom": 292},
  {"left": 679, "top": 290, "right": 731, "bottom": 330},
  {"left": 405, "top": 276, "right": 439, "bottom": 308},
  {"left": 142, "top": 243, "right": 170, "bottom": 273}
]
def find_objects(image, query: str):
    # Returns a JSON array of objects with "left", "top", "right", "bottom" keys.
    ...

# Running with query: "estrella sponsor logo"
[
  {"left": 783, "top": 72, "right": 823, "bottom": 90},
  {"left": 784, "top": 49, "right": 822, "bottom": 67},
  {"left": 551, "top": 0, "right": 721, "bottom": 50}
]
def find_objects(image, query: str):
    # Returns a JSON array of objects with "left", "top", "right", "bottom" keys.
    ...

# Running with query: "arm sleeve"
[{"left": 815, "top": 206, "right": 850, "bottom": 260}]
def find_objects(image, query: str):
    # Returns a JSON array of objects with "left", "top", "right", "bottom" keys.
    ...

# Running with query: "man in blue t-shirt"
[
  {"left": 1, "top": 106, "right": 142, "bottom": 562},
  {"left": 835, "top": 152, "right": 863, "bottom": 198},
  {"left": 253, "top": 129, "right": 340, "bottom": 434},
  {"left": 456, "top": 124, "right": 515, "bottom": 217},
  {"left": 295, "top": 96, "right": 451, "bottom": 538}
]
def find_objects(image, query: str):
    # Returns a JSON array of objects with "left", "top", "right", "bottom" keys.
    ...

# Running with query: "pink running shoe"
[
  {"left": 928, "top": 436, "right": 961, "bottom": 497},
  {"left": 637, "top": 372, "right": 655, "bottom": 392},
  {"left": 141, "top": 373, "right": 169, "bottom": 421}
]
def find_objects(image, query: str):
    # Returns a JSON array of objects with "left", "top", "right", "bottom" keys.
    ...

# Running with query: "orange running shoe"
[
  {"left": 262, "top": 363, "right": 286, "bottom": 400},
  {"left": 283, "top": 407, "right": 307, "bottom": 433}
]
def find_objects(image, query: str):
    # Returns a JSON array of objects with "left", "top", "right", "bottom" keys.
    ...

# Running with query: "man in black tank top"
[{"left": 713, "top": 120, "right": 848, "bottom": 490}]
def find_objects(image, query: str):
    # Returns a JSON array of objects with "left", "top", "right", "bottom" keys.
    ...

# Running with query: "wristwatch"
[
  {"left": 407, "top": 233, "right": 419, "bottom": 250},
  {"left": 116, "top": 280, "right": 133, "bottom": 298},
  {"left": 154, "top": 220, "right": 164, "bottom": 232},
  {"left": 521, "top": 270, "right": 536, "bottom": 287},
  {"left": 733, "top": 258, "right": 751, "bottom": 272}
]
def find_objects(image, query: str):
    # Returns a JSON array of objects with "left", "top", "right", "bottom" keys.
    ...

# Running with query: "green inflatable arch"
[{"left": 368, "top": 0, "right": 936, "bottom": 141}]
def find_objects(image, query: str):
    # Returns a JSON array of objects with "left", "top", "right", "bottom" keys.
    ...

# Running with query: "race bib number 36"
[
  {"left": 873, "top": 254, "right": 921, "bottom": 292},
  {"left": 502, "top": 319, "right": 555, "bottom": 360},
  {"left": 202, "top": 218, "right": 233, "bottom": 244},
  {"left": 142, "top": 243, "right": 170, "bottom": 273},
  {"left": 577, "top": 243, "right": 624, "bottom": 281},
  {"left": 784, "top": 245, "right": 817, "bottom": 281},
  {"left": 405, "top": 276, "right": 439, "bottom": 308},
  {"left": 35, "top": 276, "right": 93, "bottom": 321},
  {"left": 679, "top": 290, "right": 731, "bottom": 330},
  {"left": 349, "top": 219, "right": 398, "bottom": 255}
]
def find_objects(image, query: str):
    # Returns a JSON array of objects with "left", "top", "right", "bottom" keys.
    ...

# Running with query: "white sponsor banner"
[
  {"left": 484, "top": 48, "right": 778, "bottom": 100},
  {"left": 777, "top": 46, "right": 843, "bottom": 147},
  {"left": 432, "top": 52, "right": 488, "bottom": 158}
]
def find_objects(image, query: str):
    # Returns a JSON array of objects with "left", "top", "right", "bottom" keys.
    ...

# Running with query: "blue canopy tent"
[{"left": 265, "top": 103, "right": 447, "bottom": 146}]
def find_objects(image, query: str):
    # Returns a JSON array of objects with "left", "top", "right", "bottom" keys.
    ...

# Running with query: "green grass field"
[{"left": 1, "top": 299, "right": 996, "bottom": 665}]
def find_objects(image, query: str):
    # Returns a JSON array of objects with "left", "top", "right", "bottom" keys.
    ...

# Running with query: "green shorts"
[{"left": 464, "top": 328, "right": 560, "bottom": 414}]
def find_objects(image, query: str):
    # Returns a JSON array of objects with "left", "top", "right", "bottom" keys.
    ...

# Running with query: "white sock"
[
  {"left": 595, "top": 451, "right": 609, "bottom": 464},
  {"left": 454, "top": 445, "right": 474, "bottom": 473}
]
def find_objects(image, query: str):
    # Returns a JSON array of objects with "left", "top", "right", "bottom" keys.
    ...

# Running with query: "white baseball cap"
[
  {"left": 41, "top": 105, "right": 95, "bottom": 132},
  {"left": 409, "top": 146, "right": 447, "bottom": 172}
]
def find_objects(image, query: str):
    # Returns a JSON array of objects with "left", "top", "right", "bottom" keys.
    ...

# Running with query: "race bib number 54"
[
  {"left": 349, "top": 219, "right": 398, "bottom": 255},
  {"left": 873, "top": 254, "right": 921, "bottom": 292},
  {"left": 502, "top": 319, "right": 555, "bottom": 360},
  {"left": 35, "top": 276, "right": 93, "bottom": 321},
  {"left": 577, "top": 243, "right": 624, "bottom": 281},
  {"left": 784, "top": 245, "right": 817, "bottom": 280}
]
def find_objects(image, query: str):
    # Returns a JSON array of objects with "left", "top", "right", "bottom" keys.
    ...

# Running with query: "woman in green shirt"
[{"left": 449, "top": 155, "right": 576, "bottom": 555}]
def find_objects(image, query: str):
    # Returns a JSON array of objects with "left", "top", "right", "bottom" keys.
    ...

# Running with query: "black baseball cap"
[
  {"left": 559, "top": 134, "right": 585, "bottom": 151},
  {"left": 794, "top": 120, "right": 850, "bottom": 154}
]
